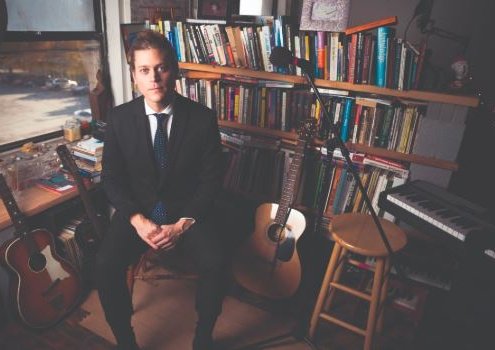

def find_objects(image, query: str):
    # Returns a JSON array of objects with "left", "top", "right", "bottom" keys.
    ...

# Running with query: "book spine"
[
  {"left": 225, "top": 26, "right": 240, "bottom": 67},
  {"left": 317, "top": 31, "right": 326, "bottom": 79},
  {"left": 340, "top": 98, "right": 354, "bottom": 142},
  {"left": 212, "top": 24, "right": 227, "bottom": 66},
  {"left": 329, "top": 32, "right": 339, "bottom": 81},
  {"left": 413, "top": 40, "right": 427, "bottom": 90},
  {"left": 375, "top": 26, "right": 390, "bottom": 87},
  {"left": 361, "top": 33, "right": 372, "bottom": 84},
  {"left": 352, "top": 104, "right": 363, "bottom": 143},
  {"left": 354, "top": 32, "right": 364, "bottom": 84},
  {"left": 176, "top": 21, "right": 187, "bottom": 63},
  {"left": 347, "top": 33, "right": 357, "bottom": 83}
]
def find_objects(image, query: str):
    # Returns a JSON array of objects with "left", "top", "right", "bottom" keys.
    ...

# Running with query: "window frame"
[{"left": 0, "top": 0, "right": 107, "bottom": 152}]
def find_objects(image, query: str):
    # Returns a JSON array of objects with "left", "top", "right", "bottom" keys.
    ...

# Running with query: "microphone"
[{"left": 269, "top": 47, "right": 312, "bottom": 72}]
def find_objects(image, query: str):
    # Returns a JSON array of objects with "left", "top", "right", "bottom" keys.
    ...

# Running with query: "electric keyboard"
[
  {"left": 365, "top": 256, "right": 453, "bottom": 290},
  {"left": 379, "top": 180, "right": 495, "bottom": 260}
]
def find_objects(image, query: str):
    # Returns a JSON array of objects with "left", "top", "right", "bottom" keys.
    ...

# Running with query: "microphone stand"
[{"left": 302, "top": 69, "right": 396, "bottom": 258}]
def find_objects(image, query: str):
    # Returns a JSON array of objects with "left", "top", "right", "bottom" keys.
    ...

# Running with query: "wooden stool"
[
  {"left": 309, "top": 213, "right": 407, "bottom": 350},
  {"left": 127, "top": 249, "right": 198, "bottom": 297}
]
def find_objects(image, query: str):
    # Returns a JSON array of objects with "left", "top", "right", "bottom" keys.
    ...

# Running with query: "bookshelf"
[
  {"left": 180, "top": 62, "right": 480, "bottom": 108},
  {"left": 219, "top": 120, "right": 458, "bottom": 171}
]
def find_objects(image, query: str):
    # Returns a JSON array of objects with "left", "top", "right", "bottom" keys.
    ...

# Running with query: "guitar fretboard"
[
  {"left": 0, "top": 174, "right": 30, "bottom": 236},
  {"left": 275, "top": 137, "right": 308, "bottom": 226}
]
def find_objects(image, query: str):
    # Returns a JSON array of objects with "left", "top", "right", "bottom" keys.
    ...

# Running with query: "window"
[{"left": 0, "top": 0, "right": 105, "bottom": 151}]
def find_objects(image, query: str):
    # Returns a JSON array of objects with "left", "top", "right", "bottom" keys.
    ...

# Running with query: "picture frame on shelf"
[
  {"left": 299, "top": 0, "right": 350, "bottom": 32},
  {"left": 120, "top": 23, "right": 147, "bottom": 61},
  {"left": 197, "top": 0, "right": 231, "bottom": 20}
]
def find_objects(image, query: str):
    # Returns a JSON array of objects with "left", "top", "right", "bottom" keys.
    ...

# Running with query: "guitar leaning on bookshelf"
[
  {"left": 56, "top": 145, "right": 106, "bottom": 284},
  {"left": 0, "top": 174, "right": 82, "bottom": 328},
  {"left": 232, "top": 119, "right": 315, "bottom": 299}
]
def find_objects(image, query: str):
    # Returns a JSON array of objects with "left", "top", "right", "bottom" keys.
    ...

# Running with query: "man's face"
[{"left": 132, "top": 48, "right": 176, "bottom": 111}]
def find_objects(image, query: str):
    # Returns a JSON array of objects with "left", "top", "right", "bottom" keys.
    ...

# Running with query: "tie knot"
[{"left": 155, "top": 113, "right": 168, "bottom": 124}]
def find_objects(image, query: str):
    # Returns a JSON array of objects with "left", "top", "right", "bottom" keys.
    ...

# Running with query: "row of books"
[
  {"left": 159, "top": 17, "right": 291, "bottom": 73},
  {"left": 221, "top": 129, "right": 409, "bottom": 221},
  {"left": 179, "top": 78, "right": 426, "bottom": 155},
  {"left": 299, "top": 151, "right": 408, "bottom": 220},
  {"left": 152, "top": 18, "right": 425, "bottom": 91},
  {"left": 291, "top": 29, "right": 425, "bottom": 91}
]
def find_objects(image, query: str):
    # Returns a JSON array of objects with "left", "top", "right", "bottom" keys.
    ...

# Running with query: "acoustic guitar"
[
  {"left": 0, "top": 174, "right": 83, "bottom": 328},
  {"left": 232, "top": 119, "right": 315, "bottom": 299},
  {"left": 56, "top": 144, "right": 106, "bottom": 285}
]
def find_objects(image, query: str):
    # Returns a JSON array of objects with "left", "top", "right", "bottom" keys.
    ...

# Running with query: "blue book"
[
  {"left": 173, "top": 26, "right": 182, "bottom": 62},
  {"left": 340, "top": 98, "right": 354, "bottom": 142},
  {"left": 375, "top": 26, "right": 391, "bottom": 87}
]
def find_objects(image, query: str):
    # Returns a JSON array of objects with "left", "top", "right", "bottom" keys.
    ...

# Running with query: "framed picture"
[
  {"left": 197, "top": 0, "right": 231, "bottom": 19},
  {"left": 120, "top": 23, "right": 147, "bottom": 59},
  {"left": 299, "top": 0, "right": 350, "bottom": 32}
]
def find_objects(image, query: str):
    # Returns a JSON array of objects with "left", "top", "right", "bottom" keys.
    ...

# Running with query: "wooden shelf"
[
  {"left": 218, "top": 120, "right": 458, "bottom": 171},
  {"left": 346, "top": 143, "right": 458, "bottom": 171},
  {"left": 219, "top": 120, "right": 294, "bottom": 140},
  {"left": 179, "top": 62, "right": 479, "bottom": 108}
]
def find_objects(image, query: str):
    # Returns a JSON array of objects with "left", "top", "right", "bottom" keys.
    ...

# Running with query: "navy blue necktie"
[{"left": 150, "top": 113, "right": 169, "bottom": 225}]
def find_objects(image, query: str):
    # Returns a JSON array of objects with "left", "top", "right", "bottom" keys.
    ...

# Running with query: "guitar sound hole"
[
  {"left": 267, "top": 224, "right": 286, "bottom": 243},
  {"left": 29, "top": 253, "right": 47, "bottom": 272}
]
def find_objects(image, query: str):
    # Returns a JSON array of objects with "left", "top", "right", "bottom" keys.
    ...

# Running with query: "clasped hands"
[{"left": 130, "top": 214, "right": 190, "bottom": 250}]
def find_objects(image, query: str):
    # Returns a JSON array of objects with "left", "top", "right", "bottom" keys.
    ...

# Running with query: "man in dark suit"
[{"left": 96, "top": 30, "right": 226, "bottom": 350}]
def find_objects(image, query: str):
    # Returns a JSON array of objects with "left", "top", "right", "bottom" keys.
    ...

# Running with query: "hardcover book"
[{"left": 37, "top": 172, "right": 75, "bottom": 194}]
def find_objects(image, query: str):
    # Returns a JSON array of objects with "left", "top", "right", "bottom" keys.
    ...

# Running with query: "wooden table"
[{"left": 0, "top": 186, "right": 90, "bottom": 231}]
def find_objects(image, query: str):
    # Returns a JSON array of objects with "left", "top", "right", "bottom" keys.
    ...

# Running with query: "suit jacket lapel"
[
  {"left": 132, "top": 98, "right": 160, "bottom": 180},
  {"left": 166, "top": 94, "right": 190, "bottom": 175}
]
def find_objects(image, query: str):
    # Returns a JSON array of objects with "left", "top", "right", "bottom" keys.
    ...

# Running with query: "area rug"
[{"left": 78, "top": 265, "right": 309, "bottom": 350}]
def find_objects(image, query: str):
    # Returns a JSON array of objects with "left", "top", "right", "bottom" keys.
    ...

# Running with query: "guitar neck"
[
  {"left": 0, "top": 174, "right": 30, "bottom": 236},
  {"left": 56, "top": 145, "right": 104, "bottom": 239},
  {"left": 275, "top": 138, "right": 307, "bottom": 226}
]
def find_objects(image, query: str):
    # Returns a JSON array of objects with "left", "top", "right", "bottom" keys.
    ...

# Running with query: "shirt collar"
[{"left": 144, "top": 95, "right": 175, "bottom": 116}]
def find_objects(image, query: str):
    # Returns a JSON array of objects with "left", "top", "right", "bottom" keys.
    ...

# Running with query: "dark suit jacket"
[{"left": 102, "top": 93, "right": 223, "bottom": 224}]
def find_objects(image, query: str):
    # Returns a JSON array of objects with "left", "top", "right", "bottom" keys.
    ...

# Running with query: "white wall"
[
  {"left": 347, "top": 0, "right": 476, "bottom": 75},
  {"left": 105, "top": 0, "right": 133, "bottom": 106}
]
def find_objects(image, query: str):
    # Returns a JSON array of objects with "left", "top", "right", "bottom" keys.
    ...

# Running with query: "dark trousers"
[{"left": 95, "top": 212, "right": 228, "bottom": 342}]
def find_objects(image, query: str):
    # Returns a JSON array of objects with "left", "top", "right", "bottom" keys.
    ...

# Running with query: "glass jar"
[{"left": 64, "top": 118, "right": 81, "bottom": 142}]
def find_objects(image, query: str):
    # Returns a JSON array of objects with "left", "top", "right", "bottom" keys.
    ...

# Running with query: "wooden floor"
[
  {"left": 0, "top": 294, "right": 488, "bottom": 350},
  {"left": 0, "top": 290, "right": 419, "bottom": 350},
  {"left": 0, "top": 310, "right": 113, "bottom": 350},
  {"left": 0, "top": 259, "right": 490, "bottom": 350}
]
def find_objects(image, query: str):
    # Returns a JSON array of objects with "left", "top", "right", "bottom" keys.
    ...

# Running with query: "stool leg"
[
  {"left": 364, "top": 257, "right": 385, "bottom": 350},
  {"left": 126, "top": 252, "right": 148, "bottom": 297},
  {"left": 126, "top": 264, "right": 136, "bottom": 297},
  {"left": 323, "top": 247, "right": 347, "bottom": 312},
  {"left": 376, "top": 258, "right": 391, "bottom": 333},
  {"left": 309, "top": 243, "right": 342, "bottom": 339}
]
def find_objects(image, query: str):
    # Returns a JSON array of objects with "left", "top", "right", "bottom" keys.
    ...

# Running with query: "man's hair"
[{"left": 127, "top": 30, "right": 179, "bottom": 77}]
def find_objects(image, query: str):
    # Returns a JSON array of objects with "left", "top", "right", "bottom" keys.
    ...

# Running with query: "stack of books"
[
  {"left": 58, "top": 217, "right": 84, "bottom": 271},
  {"left": 70, "top": 137, "right": 104, "bottom": 183}
]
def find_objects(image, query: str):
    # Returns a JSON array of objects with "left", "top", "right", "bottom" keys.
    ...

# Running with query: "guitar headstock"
[
  {"left": 297, "top": 118, "right": 317, "bottom": 142},
  {"left": 56, "top": 145, "right": 79, "bottom": 175}
]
